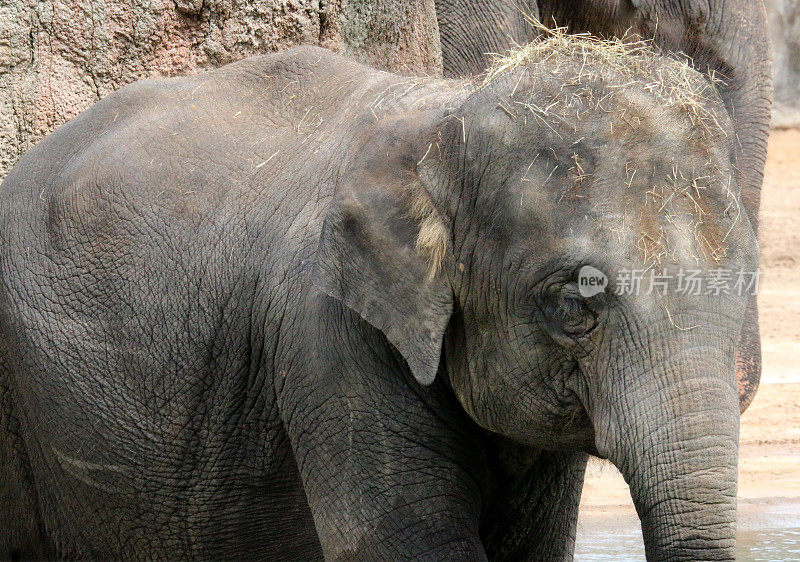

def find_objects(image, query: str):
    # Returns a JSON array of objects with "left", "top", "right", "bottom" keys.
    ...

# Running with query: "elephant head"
[
  {"left": 436, "top": 0, "right": 772, "bottom": 413},
  {"left": 317, "top": 36, "right": 756, "bottom": 559}
]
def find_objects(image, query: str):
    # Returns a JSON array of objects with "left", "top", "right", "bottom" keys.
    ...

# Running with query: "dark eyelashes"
[{"left": 556, "top": 296, "right": 585, "bottom": 321}]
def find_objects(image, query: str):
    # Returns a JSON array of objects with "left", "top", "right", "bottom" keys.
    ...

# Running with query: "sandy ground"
[{"left": 576, "top": 129, "right": 800, "bottom": 557}]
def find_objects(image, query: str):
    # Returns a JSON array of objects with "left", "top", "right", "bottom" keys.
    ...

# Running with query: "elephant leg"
[
  {"left": 481, "top": 443, "right": 588, "bottom": 561},
  {"left": 0, "top": 351, "right": 50, "bottom": 560},
  {"left": 281, "top": 298, "right": 488, "bottom": 560}
]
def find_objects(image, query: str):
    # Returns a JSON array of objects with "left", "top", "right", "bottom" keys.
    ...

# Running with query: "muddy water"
[
  {"left": 575, "top": 501, "right": 800, "bottom": 561},
  {"left": 737, "top": 528, "right": 800, "bottom": 561}
]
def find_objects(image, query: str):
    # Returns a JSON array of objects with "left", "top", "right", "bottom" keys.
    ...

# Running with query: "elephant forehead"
[
  {"left": 465, "top": 27, "right": 743, "bottom": 268},
  {"left": 507, "top": 122, "right": 739, "bottom": 270},
  {"left": 502, "top": 70, "right": 730, "bottom": 155}
]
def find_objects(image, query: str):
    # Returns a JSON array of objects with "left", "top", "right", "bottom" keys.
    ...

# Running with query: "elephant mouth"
[
  {"left": 560, "top": 386, "right": 603, "bottom": 457},
  {"left": 550, "top": 398, "right": 598, "bottom": 454}
]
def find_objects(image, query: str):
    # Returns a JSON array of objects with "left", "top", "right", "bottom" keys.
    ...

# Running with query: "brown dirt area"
[{"left": 577, "top": 129, "right": 800, "bottom": 551}]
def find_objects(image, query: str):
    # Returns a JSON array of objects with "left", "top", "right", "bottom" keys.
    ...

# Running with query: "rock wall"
[
  {"left": 767, "top": 0, "right": 800, "bottom": 128},
  {"left": 0, "top": 0, "right": 442, "bottom": 179}
]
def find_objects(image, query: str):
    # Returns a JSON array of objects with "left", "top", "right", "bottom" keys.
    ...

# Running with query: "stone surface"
[
  {"left": 767, "top": 0, "right": 800, "bottom": 128},
  {"left": 0, "top": 0, "right": 442, "bottom": 179}
]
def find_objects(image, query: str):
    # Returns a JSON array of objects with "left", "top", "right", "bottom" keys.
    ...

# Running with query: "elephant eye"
[{"left": 543, "top": 287, "right": 597, "bottom": 337}]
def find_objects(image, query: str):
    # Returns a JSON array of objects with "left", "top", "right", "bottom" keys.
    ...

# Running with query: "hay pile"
[{"left": 482, "top": 19, "right": 727, "bottom": 137}]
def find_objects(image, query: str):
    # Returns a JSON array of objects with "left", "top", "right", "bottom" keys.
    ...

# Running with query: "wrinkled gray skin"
[
  {"left": 436, "top": 0, "right": 772, "bottom": 411},
  {"left": 436, "top": 6, "right": 771, "bottom": 557},
  {"left": 0, "top": 46, "right": 756, "bottom": 560}
]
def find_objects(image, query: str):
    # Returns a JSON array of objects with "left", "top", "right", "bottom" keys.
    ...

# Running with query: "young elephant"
[{"left": 0, "top": 34, "right": 756, "bottom": 560}]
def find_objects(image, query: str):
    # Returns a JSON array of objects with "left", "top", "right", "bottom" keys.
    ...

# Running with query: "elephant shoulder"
[{"left": 221, "top": 45, "right": 365, "bottom": 81}]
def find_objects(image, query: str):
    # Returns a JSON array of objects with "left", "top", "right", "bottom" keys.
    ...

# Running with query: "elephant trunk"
[{"left": 594, "top": 349, "right": 740, "bottom": 560}]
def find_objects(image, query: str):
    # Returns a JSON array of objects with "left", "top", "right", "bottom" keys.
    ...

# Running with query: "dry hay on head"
[
  {"left": 481, "top": 18, "right": 727, "bottom": 136},
  {"left": 481, "top": 18, "right": 740, "bottom": 269},
  {"left": 403, "top": 21, "right": 739, "bottom": 276}
]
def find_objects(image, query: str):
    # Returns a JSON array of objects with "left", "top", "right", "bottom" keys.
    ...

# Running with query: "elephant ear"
[{"left": 314, "top": 114, "right": 453, "bottom": 386}]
